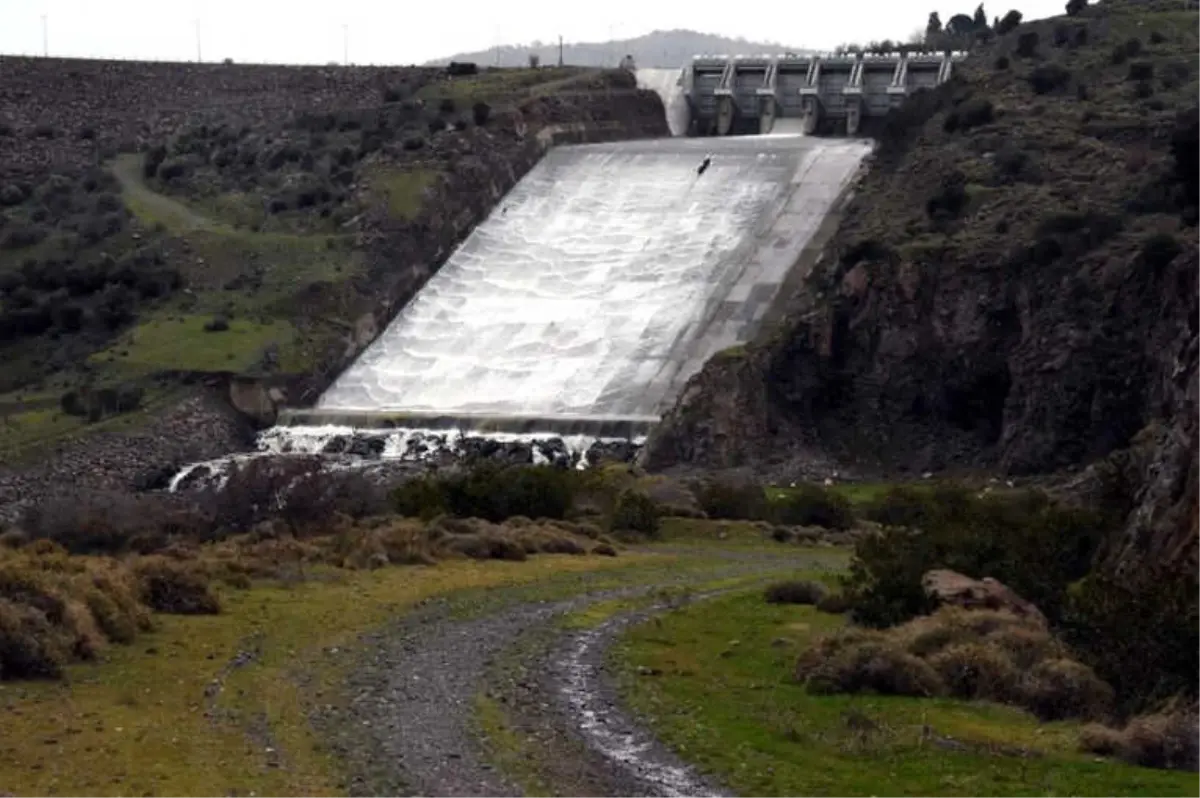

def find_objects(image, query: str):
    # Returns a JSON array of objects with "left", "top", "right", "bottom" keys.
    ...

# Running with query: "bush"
[
  {"left": 1064, "top": 0, "right": 1086, "bottom": 16},
  {"left": 203, "top": 314, "right": 230, "bottom": 332},
  {"left": 994, "top": 55, "right": 1010, "bottom": 70},
  {"left": 393, "top": 464, "right": 576, "bottom": 524},
  {"left": 1029, "top": 64, "right": 1072, "bottom": 95},
  {"left": 446, "top": 61, "right": 478, "bottom": 77},
  {"left": 925, "top": 172, "right": 968, "bottom": 220},
  {"left": 943, "top": 97, "right": 994, "bottom": 132},
  {"left": 797, "top": 633, "right": 945, "bottom": 698},
  {"left": 842, "top": 487, "right": 1107, "bottom": 629},
  {"left": 996, "top": 9, "right": 1022, "bottom": 35},
  {"left": 1015, "top": 31, "right": 1039, "bottom": 57},
  {"left": 0, "top": 597, "right": 67, "bottom": 679},
  {"left": 773, "top": 485, "right": 854, "bottom": 529},
  {"left": 1127, "top": 61, "right": 1154, "bottom": 82},
  {"left": 132, "top": 557, "right": 219, "bottom": 615},
  {"left": 1021, "top": 658, "right": 1113, "bottom": 721},
  {"left": 928, "top": 642, "right": 1020, "bottom": 701},
  {"left": 610, "top": 489, "right": 660, "bottom": 538},
  {"left": 693, "top": 478, "right": 770, "bottom": 521},
  {"left": 765, "top": 580, "right": 827, "bottom": 605},
  {"left": 472, "top": 101, "right": 491, "bottom": 126},
  {"left": 815, "top": 590, "right": 854, "bottom": 614},
  {"left": 1081, "top": 705, "right": 1199, "bottom": 772}
]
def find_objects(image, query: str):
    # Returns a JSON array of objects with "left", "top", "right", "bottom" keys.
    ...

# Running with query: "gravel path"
[
  {"left": 548, "top": 596, "right": 734, "bottom": 797},
  {"left": 314, "top": 555, "right": 825, "bottom": 796}
]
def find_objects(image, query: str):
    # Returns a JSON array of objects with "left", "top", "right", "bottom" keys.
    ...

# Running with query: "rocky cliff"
[{"left": 644, "top": 1, "right": 1199, "bottom": 571}]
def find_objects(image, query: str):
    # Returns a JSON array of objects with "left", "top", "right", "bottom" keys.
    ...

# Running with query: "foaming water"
[
  {"left": 318, "top": 137, "right": 872, "bottom": 422},
  {"left": 166, "top": 425, "right": 645, "bottom": 492},
  {"left": 635, "top": 67, "right": 690, "bottom": 137}
]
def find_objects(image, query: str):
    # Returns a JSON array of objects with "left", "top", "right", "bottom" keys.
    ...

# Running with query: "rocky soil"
[{"left": 645, "top": 1, "right": 1199, "bottom": 573}]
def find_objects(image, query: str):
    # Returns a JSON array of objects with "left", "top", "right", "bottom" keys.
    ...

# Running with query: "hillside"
[
  {"left": 646, "top": 0, "right": 1199, "bottom": 571},
  {"left": 428, "top": 28, "right": 811, "bottom": 69},
  {"left": 0, "top": 58, "right": 666, "bottom": 514}
]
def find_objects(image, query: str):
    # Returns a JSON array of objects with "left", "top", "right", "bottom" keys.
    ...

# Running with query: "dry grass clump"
[
  {"left": 794, "top": 606, "right": 1114, "bottom": 721},
  {"left": 0, "top": 546, "right": 153, "bottom": 679},
  {"left": 1081, "top": 701, "right": 1199, "bottom": 772},
  {"left": 0, "top": 510, "right": 613, "bottom": 683},
  {"left": 796, "top": 628, "right": 945, "bottom": 698},
  {"left": 764, "top": 580, "right": 827, "bottom": 605}
]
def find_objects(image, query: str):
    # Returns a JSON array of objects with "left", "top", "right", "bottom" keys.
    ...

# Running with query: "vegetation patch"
[
  {"left": 91, "top": 314, "right": 297, "bottom": 373},
  {"left": 613, "top": 590, "right": 1196, "bottom": 796}
]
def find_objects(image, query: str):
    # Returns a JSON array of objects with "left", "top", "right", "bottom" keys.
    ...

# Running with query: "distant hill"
[{"left": 427, "top": 29, "right": 812, "bottom": 69}]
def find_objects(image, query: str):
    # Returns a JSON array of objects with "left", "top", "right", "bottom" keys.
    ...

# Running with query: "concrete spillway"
[{"left": 309, "top": 135, "right": 872, "bottom": 435}]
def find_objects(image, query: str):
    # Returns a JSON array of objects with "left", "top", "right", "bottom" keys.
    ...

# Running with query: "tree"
[
  {"left": 973, "top": 4, "right": 988, "bottom": 29},
  {"left": 926, "top": 11, "right": 943, "bottom": 37},
  {"left": 996, "top": 9, "right": 1023, "bottom": 35},
  {"left": 946, "top": 13, "right": 976, "bottom": 36},
  {"left": 1065, "top": 0, "right": 1087, "bottom": 15}
]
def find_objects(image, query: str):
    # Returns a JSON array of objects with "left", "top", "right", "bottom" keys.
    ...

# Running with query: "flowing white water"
[
  {"left": 634, "top": 67, "right": 691, "bottom": 137},
  {"left": 318, "top": 136, "right": 871, "bottom": 422}
]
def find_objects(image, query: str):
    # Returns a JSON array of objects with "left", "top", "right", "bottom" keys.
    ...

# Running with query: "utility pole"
[
  {"left": 558, "top": 34, "right": 563, "bottom": 67},
  {"left": 195, "top": 18, "right": 202, "bottom": 62},
  {"left": 41, "top": 14, "right": 47, "bottom": 57},
  {"left": 343, "top": 24, "right": 348, "bottom": 65}
]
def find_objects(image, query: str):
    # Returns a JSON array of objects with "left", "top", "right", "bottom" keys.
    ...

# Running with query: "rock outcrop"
[
  {"left": 644, "top": 3, "right": 1199, "bottom": 573},
  {"left": 922, "top": 569, "right": 1048, "bottom": 627}
]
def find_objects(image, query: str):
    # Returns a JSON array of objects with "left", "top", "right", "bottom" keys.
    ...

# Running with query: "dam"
[
  {"left": 293, "top": 135, "right": 871, "bottom": 440},
  {"left": 172, "top": 66, "right": 883, "bottom": 482}
]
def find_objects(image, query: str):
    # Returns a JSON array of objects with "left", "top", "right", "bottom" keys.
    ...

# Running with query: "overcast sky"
[{"left": 1, "top": 0, "right": 1070, "bottom": 66}]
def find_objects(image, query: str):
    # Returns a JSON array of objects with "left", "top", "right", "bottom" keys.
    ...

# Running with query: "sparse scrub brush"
[{"left": 765, "top": 580, "right": 827, "bottom": 605}]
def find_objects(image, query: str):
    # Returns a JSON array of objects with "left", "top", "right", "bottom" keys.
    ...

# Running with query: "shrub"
[
  {"left": 928, "top": 642, "right": 1021, "bottom": 701},
  {"left": 765, "top": 580, "right": 827, "bottom": 605},
  {"left": 943, "top": 97, "right": 994, "bottom": 132},
  {"left": 797, "top": 634, "right": 945, "bottom": 698},
  {"left": 1021, "top": 658, "right": 1113, "bottom": 721},
  {"left": 610, "top": 489, "right": 660, "bottom": 538},
  {"left": 472, "top": 101, "right": 491, "bottom": 126},
  {"left": 693, "top": 478, "right": 770, "bottom": 521},
  {"left": 1015, "top": 31, "right": 1039, "bottom": 57},
  {"left": 994, "top": 55, "right": 1010, "bottom": 70},
  {"left": 842, "top": 487, "right": 1107, "bottom": 629},
  {"left": 393, "top": 464, "right": 576, "bottom": 524},
  {"left": 925, "top": 172, "right": 968, "bottom": 220},
  {"left": 446, "top": 61, "right": 478, "bottom": 76},
  {"left": 1081, "top": 705, "right": 1199, "bottom": 772},
  {"left": 1148, "top": 30, "right": 1167, "bottom": 45},
  {"left": 1029, "top": 64, "right": 1072, "bottom": 95},
  {"left": 131, "top": 557, "right": 219, "bottom": 615},
  {"left": 1065, "top": 0, "right": 1086, "bottom": 16},
  {"left": 203, "top": 314, "right": 230, "bottom": 332},
  {"left": 0, "top": 597, "right": 67, "bottom": 679},
  {"left": 438, "top": 98, "right": 456, "bottom": 115},
  {"left": 1127, "top": 61, "right": 1154, "bottom": 82},
  {"left": 815, "top": 590, "right": 854, "bottom": 614},
  {"left": 995, "top": 10, "right": 1022, "bottom": 35},
  {"left": 773, "top": 485, "right": 854, "bottom": 529}
]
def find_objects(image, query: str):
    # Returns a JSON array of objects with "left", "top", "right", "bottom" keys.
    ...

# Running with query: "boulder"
[{"left": 921, "top": 569, "right": 1048, "bottom": 627}]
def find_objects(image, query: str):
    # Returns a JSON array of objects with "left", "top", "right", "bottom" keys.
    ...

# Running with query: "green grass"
[
  {"left": 91, "top": 314, "right": 297, "bottom": 373},
  {"left": 0, "top": 385, "right": 178, "bottom": 462},
  {"left": 613, "top": 590, "right": 1196, "bottom": 797},
  {"left": 0, "top": 554, "right": 651, "bottom": 797},
  {"left": 367, "top": 167, "right": 439, "bottom": 221}
]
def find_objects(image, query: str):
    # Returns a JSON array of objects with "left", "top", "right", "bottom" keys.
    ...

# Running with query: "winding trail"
[{"left": 313, "top": 550, "right": 841, "bottom": 796}]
